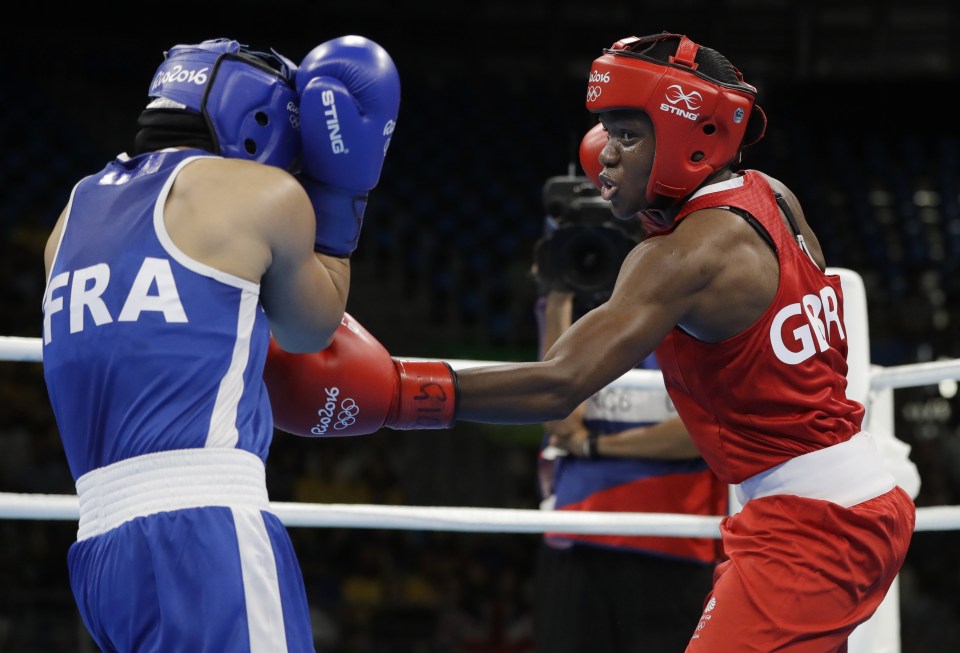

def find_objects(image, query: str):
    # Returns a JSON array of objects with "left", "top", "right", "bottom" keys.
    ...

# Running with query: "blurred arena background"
[{"left": 1, "top": 1, "right": 958, "bottom": 650}]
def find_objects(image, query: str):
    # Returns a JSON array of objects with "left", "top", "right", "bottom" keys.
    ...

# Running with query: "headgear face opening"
[
  {"left": 147, "top": 38, "right": 300, "bottom": 170},
  {"left": 585, "top": 33, "right": 767, "bottom": 206}
]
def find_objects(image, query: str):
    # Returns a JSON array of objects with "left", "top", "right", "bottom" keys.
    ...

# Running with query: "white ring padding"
[{"left": 2, "top": 491, "right": 959, "bottom": 536}]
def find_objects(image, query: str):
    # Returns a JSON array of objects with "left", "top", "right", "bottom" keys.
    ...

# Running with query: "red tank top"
[{"left": 653, "top": 171, "right": 865, "bottom": 484}]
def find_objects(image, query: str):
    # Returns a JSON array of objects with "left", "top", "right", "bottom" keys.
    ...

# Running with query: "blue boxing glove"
[{"left": 297, "top": 35, "right": 400, "bottom": 256}]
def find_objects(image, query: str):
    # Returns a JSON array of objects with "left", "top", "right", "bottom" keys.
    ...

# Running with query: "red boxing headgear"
[{"left": 585, "top": 33, "right": 766, "bottom": 205}]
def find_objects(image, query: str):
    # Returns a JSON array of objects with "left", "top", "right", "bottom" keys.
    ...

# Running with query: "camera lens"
[
  {"left": 557, "top": 228, "right": 633, "bottom": 293},
  {"left": 533, "top": 176, "right": 641, "bottom": 298}
]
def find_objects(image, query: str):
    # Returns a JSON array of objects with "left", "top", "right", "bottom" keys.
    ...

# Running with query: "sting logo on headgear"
[
  {"left": 585, "top": 33, "right": 767, "bottom": 206},
  {"left": 147, "top": 38, "right": 300, "bottom": 170},
  {"left": 663, "top": 85, "right": 702, "bottom": 118}
]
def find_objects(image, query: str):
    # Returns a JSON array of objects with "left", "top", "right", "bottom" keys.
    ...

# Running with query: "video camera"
[{"left": 533, "top": 176, "right": 642, "bottom": 303}]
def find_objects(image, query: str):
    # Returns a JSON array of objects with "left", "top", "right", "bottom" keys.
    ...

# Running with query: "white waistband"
[
  {"left": 734, "top": 432, "right": 896, "bottom": 508},
  {"left": 76, "top": 448, "right": 269, "bottom": 541}
]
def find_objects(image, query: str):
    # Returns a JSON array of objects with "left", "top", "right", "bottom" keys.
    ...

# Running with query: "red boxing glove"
[
  {"left": 264, "top": 313, "right": 458, "bottom": 437},
  {"left": 579, "top": 122, "right": 607, "bottom": 189}
]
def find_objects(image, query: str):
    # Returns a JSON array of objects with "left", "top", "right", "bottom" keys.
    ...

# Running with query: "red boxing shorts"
[{"left": 685, "top": 486, "right": 915, "bottom": 653}]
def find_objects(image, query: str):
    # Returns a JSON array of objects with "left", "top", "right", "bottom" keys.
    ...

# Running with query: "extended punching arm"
[{"left": 265, "top": 314, "right": 458, "bottom": 437}]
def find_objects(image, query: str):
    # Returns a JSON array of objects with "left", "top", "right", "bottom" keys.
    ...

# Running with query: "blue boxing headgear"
[{"left": 147, "top": 38, "right": 300, "bottom": 170}]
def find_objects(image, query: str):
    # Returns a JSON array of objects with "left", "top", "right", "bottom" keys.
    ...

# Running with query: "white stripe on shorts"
[{"left": 233, "top": 506, "right": 288, "bottom": 653}]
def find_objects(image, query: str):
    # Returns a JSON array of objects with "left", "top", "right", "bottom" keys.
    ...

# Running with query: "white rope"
[
  {"left": 6, "top": 335, "right": 960, "bottom": 392},
  {"left": 2, "top": 491, "right": 959, "bottom": 536},
  {"left": 0, "top": 491, "right": 720, "bottom": 535},
  {"left": 870, "top": 359, "right": 960, "bottom": 390},
  {"left": 0, "top": 336, "right": 42, "bottom": 362},
  {"left": 0, "top": 338, "right": 668, "bottom": 388}
]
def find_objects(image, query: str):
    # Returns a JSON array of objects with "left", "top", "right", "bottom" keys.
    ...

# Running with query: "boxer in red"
[{"left": 266, "top": 32, "right": 915, "bottom": 653}]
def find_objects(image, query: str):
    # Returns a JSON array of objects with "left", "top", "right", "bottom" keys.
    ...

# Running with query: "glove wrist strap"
[
  {"left": 300, "top": 177, "right": 368, "bottom": 257},
  {"left": 390, "top": 360, "right": 457, "bottom": 429}
]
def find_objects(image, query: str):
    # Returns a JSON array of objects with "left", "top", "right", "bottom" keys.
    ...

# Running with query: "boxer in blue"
[{"left": 41, "top": 36, "right": 400, "bottom": 652}]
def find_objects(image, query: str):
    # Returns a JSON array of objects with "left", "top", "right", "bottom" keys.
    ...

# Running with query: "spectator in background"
[{"left": 530, "top": 176, "right": 727, "bottom": 652}]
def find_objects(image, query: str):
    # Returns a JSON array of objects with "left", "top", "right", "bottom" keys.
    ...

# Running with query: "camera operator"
[
  {"left": 533, "top": 176, "right": 642, "bottom": 308},
  {"left": 530, "top": 176, "right": 729, "bottom": 653}
]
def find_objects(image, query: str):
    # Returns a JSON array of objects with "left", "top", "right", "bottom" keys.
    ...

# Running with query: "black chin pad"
[{"left": 133, "top": 109, "right": 215, "bottom": 155}]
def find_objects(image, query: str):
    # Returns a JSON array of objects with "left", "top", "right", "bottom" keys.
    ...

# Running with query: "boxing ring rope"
[{"left": 2, "top": 333, "right": 960, "bottom": 535}]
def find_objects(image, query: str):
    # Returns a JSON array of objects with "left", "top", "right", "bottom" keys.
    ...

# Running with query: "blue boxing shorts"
[{"left": 67, "top": 449, "right": 314, "bottom": 653}]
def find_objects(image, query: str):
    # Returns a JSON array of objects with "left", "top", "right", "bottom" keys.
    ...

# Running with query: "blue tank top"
[{"left": 42, "top": 149, "right": 273, "bottom": 480}]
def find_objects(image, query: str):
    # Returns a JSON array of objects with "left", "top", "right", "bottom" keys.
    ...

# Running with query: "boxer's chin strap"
[{"left": 133, "top": 109, "right": 215, "bottom": 155}]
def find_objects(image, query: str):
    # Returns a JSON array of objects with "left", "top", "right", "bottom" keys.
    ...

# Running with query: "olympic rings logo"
[
  {"left": 586, "top": 86, "right": 603, "bottom": 103},
  {"left": 309, "top": 387, "right": 361, "bottom": 435},
  {"left": 333, "top": 397, "right": 360, "bottom": 430}
]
